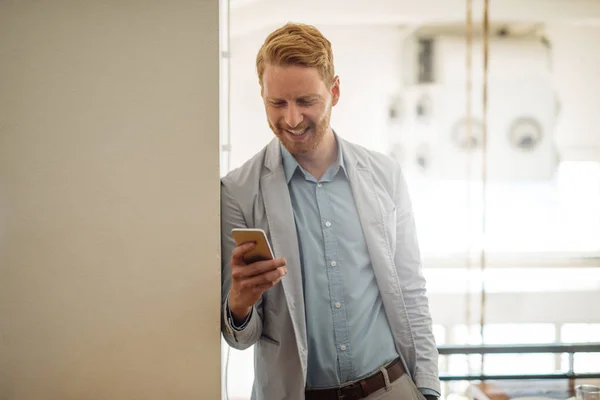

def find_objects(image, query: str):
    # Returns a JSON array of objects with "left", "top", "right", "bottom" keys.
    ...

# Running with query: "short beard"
[{"left": 269, "top": 108, "right": 331, "bottom": 156}]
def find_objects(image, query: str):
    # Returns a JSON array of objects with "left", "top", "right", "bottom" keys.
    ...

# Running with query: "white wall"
[
  {"left": 547, "top": 24, "right": 600, "bottom": 161},
  {"left": 228, "top": 28, "right": 269, "bottom": 170},
  {"left": 0, "top": 1, "right": 221, "bottom": 399},
  {"left": 324, "top": 26, "right": 404, "bottom": 153},
  {"left": 396, "top": 34, "right": 560, "bottom": 181}
]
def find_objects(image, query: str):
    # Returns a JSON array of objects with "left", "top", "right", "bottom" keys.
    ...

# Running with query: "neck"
[{"left": 294, "top": 128, "right": 337, "bottom": 180}]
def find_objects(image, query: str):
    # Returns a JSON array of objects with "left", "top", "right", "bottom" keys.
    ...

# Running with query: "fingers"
[
  {"left": 240, "top": 266, "right": 286, "bottom": 290},
  {"left": 232, "top": 257, "right": 286, "bottom": 280},
  {"left": 231, "top": 242, "right": 255, "bottom": 266},
  {"left": 253, "top": 275, "right": 283, "bottom": 292},
  {"left": 248, "top": 258, "right": 286, "bottom": 277},
  {"left": 230, "top": 243, "right": 287, "bottom": 294}
]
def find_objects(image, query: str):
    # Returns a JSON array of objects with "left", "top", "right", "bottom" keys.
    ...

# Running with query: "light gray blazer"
[{"left": 221, "top": 136, "right": 440, "bottom": 400}]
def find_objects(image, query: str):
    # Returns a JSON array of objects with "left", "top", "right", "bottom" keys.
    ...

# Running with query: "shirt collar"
[{"left": 280, "top": 133, "right": 346, "bottom": 183}]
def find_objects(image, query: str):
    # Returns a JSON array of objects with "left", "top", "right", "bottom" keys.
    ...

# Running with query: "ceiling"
[{"left": 228, "top": 0, "right": 600, "bottom": 37}]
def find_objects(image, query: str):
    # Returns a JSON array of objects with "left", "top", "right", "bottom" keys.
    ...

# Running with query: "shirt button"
[
  {"left": 325, "top": 221, "right": 332, "bottom": 227},
  {"left": 340, "top": 345, "right": 347, "bottom": 351},
  {"left": 317, "top": 183, "right": 323, "bottom": 188},
  {"left": 330, "top": 261, "right": 337, "bottom": 267},
  {"left": 335, "top": 302, "right": 341, "bottom": 309}
]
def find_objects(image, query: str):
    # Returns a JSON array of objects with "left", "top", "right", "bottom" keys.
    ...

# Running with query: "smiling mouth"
[{"left": 286, "top": 128, "right": 308, "bottom": 136}]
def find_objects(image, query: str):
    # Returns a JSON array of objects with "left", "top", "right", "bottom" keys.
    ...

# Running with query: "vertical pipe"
[
  {"left": 479, "top": 0, "right": 491, "bottom": 375},
  {"left": 464, "top": 0, "right": 474, "bottom": 375}
]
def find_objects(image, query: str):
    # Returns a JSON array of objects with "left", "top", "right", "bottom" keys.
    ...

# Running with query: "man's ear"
[{"left": 331, "top": 76, "right": 340, "bottom": 106}]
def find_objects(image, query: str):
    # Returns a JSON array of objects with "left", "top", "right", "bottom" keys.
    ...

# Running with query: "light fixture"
[
  {"left": 508, "top": 116, "right": 543, "bottom": 151},
  {"left": 451, "top": 117, "right": 484, "bottom": 152}
]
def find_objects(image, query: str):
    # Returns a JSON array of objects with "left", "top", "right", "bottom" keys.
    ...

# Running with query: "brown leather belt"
[{"left": 304, "top": 358, "right": 406, "bottom": 400}]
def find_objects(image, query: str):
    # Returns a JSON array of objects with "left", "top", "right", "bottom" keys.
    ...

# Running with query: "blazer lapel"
[
  {"left": 341, "top": 139, "right": 382, "bottom": 235},
  {"left": 261, "top": 138, "right": 308, "bottom": 378},
  {"left": 340, "top": 140, "right": 392, "bottom": 282}
]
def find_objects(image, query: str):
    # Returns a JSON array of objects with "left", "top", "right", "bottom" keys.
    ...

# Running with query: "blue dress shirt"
[{"left": 280, "top": 140, "right": 439, "bottom": 398}]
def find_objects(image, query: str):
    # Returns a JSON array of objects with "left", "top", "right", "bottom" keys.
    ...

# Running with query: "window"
[{"left": 561, "top": 324, "right": 600, "bottom": 373}]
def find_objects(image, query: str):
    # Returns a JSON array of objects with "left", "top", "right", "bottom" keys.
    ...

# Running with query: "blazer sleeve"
[
  {"left": 392, "top": 165, "right": 441, "bottom": 393},
  {"left": 220, "top": 180, "right": 263, "bottom": 350}
]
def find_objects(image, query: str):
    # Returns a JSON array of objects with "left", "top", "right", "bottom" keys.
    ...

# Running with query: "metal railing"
[{"left": 437, "top": 342, "right": 600, "bottom": 381}]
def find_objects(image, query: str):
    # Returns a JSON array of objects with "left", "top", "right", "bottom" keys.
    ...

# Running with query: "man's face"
[{"left": 261, "top": 64, "right": 339, "bottom": 156}]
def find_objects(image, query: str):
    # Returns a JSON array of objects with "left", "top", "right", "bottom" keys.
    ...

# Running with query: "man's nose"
[{"left": 284, "top": 105, "right": 303, "bottom": 128}]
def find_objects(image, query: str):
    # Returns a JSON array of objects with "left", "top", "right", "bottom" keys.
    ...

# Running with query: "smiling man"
[{"left": 221, "top": 23, "right": 440, "bottom": 400}]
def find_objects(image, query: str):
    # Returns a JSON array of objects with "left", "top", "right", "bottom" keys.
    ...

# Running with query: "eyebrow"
[
  {"left": 298, "top": 95, "right": 321, "bottom": 101},
  {"left": 267, "top": 94, "right": 321, "bottom": 102}
]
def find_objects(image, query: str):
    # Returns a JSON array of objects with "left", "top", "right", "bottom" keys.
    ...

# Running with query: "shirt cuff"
[
  {"left": 226, "top": 295, "right": 253, "bottom": 331},
  {"left": 419, "top": 388, "right": 440, "bottom": 398}
]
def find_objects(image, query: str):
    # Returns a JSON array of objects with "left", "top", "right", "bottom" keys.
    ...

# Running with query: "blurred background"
[{"left": 219, "top": 0, "right": 600, "bottom": 399}]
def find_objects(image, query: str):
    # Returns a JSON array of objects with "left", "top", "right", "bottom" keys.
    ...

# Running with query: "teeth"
[{"left": 288, "top": 128, "right": 307, "bottom": 136}]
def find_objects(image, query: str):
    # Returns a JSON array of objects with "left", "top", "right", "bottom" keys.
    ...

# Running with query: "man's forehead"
[
  {"left": 263, "top": 77, "right": 326, "bottom": 101},
  {"left": 263, "top": 64, "right": 323, "bottom": 85}
]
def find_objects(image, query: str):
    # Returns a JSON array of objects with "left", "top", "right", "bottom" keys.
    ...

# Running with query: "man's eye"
[
  {"left": 271, "top": 101, "right": 286, "bottom": 107},
  {"left": 298, "top": 100, "right": 314, "bottom": 106}
]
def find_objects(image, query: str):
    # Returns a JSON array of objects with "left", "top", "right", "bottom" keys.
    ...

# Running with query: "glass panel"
[
  {"left": 561, "top": 324, "right": 600, "bottom": 373},
  {"left": 433, "top": 324, "right": 447, "bottom": 345},
  {"left": 483, "top": 324, "right": 556, "bottom": 344},
  {"left": 562, "top": 323, "right": 600, "bottom": 343},
  {"left": 424, "top": 268, "right": 600, "bottom": 294}
]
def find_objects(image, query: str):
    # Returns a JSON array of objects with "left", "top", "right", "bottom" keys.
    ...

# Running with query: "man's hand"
[{"left": 228, "top": 242, "right": 287, "bottom": 324}]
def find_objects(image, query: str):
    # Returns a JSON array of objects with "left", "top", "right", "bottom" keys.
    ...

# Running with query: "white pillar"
[{"left": 0, "top": 1, "right": 221, "bottom": 398}]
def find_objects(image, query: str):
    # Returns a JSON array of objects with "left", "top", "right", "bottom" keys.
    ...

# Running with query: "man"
[{"left": 221, "top": 22, "right": 440, "bottom": 400}]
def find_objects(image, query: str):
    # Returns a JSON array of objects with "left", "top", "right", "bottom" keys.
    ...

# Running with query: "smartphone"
[{"left": 231, "top": 228, "right": 275, "bottom": 263}]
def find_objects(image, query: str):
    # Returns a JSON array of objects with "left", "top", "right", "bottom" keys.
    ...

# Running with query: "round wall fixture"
[
  {"left": 388, "top": 96, "right": 404, "bottom": 122},
  {"left": 415, "top": 143, "right": 431, "bottom": 171},
  {"left": 451, "top": 117, "right": 484, "bottom": 152},
  {"left": 508, "top": 116, "right": 543, "bottom": 151},
  {"left": 415, "top": 93, "right": 433, "bottom": 123}
]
